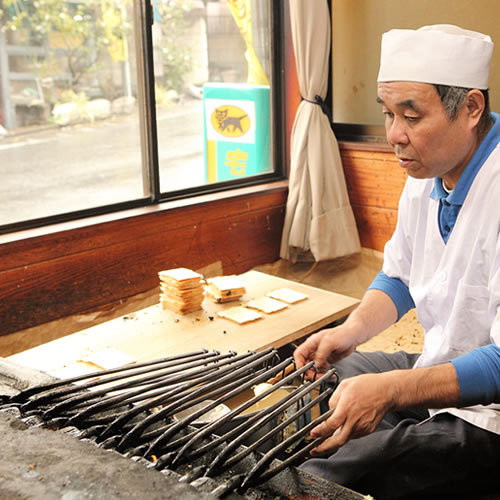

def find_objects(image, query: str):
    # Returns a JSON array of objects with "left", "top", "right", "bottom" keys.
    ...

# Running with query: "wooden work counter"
[{"left": 9, "top": 271, "right": 359, "bottom": 376}]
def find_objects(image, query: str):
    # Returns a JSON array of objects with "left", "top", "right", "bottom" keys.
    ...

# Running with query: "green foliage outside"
[
  {"left": 155, "top": 0, "right": 195, "bottom": 93},
  {"left": 0, "top": 0, "right": 129, "bottom": 90},
  {"left": 0, "top": 0, "right": 196, "bottom": 97}
]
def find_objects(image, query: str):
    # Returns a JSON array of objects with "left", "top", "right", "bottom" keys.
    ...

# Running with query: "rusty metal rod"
[
  {"left": 30, "top": 351, "right": 232, "bottom": 415},
  {"left": 144, "top": 353, "right": 290, "bottom": 458},
  {"left": 43, "top": 350, "right": 239, "bottom": 420},
  {"left": 65, "top": 351, "right": 258, "bottom": 429},
  {"left": 202, "top": 372, "right": 335, "bottom": 476},
  {"left": 241, "top": 407, "right": 336, "bottom": 489},
  {"left": 170, "top": 360, "right": 317, "bottom": 467},
  {"left": 211, "top": 387, "right": 333, "bottom": 477},
  {"left": 8, "top": 350, "right": 209, "bottom": 403},
  {"left": 100, "top": 349, "right": 274, "bottom": 445},
  {"left": 119, "top": 368, "right": 268, "bottom": 455}
]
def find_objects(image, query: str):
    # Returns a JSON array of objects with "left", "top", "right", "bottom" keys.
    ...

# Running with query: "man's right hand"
[
  {"left": 293, "top": 324, "right": 358, "bottom": 379},
  {"left": 293, "top": 289, "right": 399, "bottom": 379}
]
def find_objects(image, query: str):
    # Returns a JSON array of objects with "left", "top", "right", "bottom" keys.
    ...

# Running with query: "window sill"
[{"left": 0, "top": 180, "right": 289, "bottom": 246}]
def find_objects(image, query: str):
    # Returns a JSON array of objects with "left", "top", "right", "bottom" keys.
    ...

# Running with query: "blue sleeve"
[
  {"left": 368, "top": 271, "right": 415, "bottom": 321},
  {"left": 451, "top": 344, "right": 500, "bottom": 407}
]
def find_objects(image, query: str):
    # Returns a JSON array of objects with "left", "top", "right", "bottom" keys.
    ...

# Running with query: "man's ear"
[{"left": 465, "top": 89, "right": 485, "bottom": 125}]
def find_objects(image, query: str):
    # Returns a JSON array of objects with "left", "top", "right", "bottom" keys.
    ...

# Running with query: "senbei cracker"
[
  {"left": 266, "top": 288, "right": 308, "bottom": 304},
  {"left": 205, "top": 275, "right": 246, "bottom": 303},
  {"left": 218, "top": 306, "right": 262, "bottom": 324},
  {"left": 158, "top": 267, "right": 205, "bottom": 314},
  {"left": 245, "top": 296, "right": 288, "bottom": 314},
  {"left": 159, "top": 268, "right": 203, "bottom": 282}
]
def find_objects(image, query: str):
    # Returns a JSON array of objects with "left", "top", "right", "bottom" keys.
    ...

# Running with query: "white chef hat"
[{"left": 377, "top": 24, "right": 494, "bottom": 89}]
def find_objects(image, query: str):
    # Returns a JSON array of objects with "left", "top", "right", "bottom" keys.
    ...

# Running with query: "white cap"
[{"left": 377, "top": 24, "right": 494, "bottom": 89}]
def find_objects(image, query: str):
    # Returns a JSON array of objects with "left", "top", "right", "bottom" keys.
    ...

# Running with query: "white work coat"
[{"left": 383, "top": 144, "right": 500, "bottom": 435}]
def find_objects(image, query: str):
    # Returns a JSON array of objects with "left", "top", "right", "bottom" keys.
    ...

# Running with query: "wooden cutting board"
[{"left": 9, "top": 271, "right": 359, "bottom": 375}]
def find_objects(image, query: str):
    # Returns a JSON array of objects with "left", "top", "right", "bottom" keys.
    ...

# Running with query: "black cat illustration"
[{"left": 215, "top": 108, "right": 248, "bottom": 133}]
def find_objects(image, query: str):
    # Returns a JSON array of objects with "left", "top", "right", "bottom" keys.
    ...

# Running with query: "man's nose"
[{"left": 386, "top": 117, "right": 409, "bottom": 146}]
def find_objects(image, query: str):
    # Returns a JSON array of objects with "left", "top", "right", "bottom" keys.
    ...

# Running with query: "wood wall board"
[
  {"left": 351, "top": 204, "right": 398, "bottom": 252},
  {"left": 9, "top": 270, "right": 359, "bottom": 374},
  {"left": 0, "top": 187, "right": 288, "bottom": 272},
  {"left": 0, "top": 190, "right": 287, "bottom": 336},
  {"left": 341, "top": 151, "right": 406, "bottom": 210}
]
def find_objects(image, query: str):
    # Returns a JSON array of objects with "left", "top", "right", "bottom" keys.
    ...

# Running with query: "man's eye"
[
  {"left": 405, "top": 115, "right": 419, "bottom": 122},
  {"left": 383, "top": 111, "right": 394, "bottom": 119}
]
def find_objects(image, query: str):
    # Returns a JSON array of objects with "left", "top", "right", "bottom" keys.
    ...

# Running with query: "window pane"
[
  {"left": 154, "top": 0, "right": 274, "bottom": 193},
  {"left": 0, "top": 0, "right": 145, "bottom": 226}
]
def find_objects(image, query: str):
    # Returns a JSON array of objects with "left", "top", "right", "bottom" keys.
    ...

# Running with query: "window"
[
  {"left": 330, "top": 0, "right": 500, "bottom": 142},
  {"left": 0, "top": 0, "right": 284, "bottom": 231}
]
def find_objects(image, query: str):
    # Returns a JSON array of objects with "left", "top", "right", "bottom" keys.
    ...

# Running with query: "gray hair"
[{"left": 433, "top": 84, "right": 492, "bottom": 131}]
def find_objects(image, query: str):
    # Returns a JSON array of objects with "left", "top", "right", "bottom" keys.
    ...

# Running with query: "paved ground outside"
[{"left": 0, "top": 99, "right": 205, "bottom": 226}]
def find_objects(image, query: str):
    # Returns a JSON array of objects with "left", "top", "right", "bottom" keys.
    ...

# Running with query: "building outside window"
[{"left": 0, "top": 0, "right": 282, "bottom": 231}]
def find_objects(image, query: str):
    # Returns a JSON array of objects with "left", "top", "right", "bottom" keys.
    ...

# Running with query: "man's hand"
[
  {"left": 308, "top": 364, "right": 460, "bottom": 456},
  {"left": 294, "top": 289, "right": 399, "bottom": 379},
  {"left": 293, "top": 325, "right": 358, "bottom": 378},
  {"left": 309, "top": 372, "right": 396, "bottom": 455}
]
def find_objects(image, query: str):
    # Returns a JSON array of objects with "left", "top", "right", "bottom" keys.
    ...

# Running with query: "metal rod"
[
  {"left": 204, "top": 376, "right": 334, "bottom": 476},
  {"left": 256, "top": 435, "right": 327, "bottom": 485},
  {"left": 216, "top": 389, "right": 333, "bottom": 476},
  {"left": 241, "top": 407, "right": 336, "bottom": 489},
  {"left": 9, "top": 350, "right": 209, "bottom": 403},
  {"left": 144, "top": 354, "right": 290, "bottom": 458},
  {"left": 123, "top": 368, "right": 267, "bottom": 457},
  {"left": 22, "top": 350, "right": 225, "bottom": 413},
  {"left": 171, "top": 360, "right": 316, "bottom": 467},
  {"left": 210, "top": 474, "right": 245, "bottom": 498},
  {"left": 101, "top": 349, "right": 273, "bottom": 445},
  {"left": 45, "top": 351, "right": 238, "bottom": 420}
]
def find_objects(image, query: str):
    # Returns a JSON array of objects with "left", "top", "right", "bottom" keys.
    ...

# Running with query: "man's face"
[{"left": 377, "top": 81, "right": 477, "bottom": 188}]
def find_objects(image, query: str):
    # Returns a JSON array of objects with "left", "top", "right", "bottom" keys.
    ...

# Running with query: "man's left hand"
[{"left": 309, "top": 372, "right": 396, "bottom": 455}]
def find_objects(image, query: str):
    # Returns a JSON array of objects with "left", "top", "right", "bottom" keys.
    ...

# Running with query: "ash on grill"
[{"left": 1, "top": 348, "right": 346, "bottom": 499}]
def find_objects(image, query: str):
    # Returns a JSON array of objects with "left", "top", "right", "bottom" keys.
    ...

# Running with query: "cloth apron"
[{"left": 382, "top": 144, "right": 500, "bottom": 434}]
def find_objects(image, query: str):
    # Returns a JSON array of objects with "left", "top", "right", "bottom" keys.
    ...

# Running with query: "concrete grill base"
[
  {"left": 0, "top": 357, "right": 367, "bottom": 500},
  {"left": 0, "top": 411, "right": 214, "bottom": 500}
]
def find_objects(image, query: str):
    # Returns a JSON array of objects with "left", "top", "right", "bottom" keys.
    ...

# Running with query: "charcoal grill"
[{"left": 0, "top": 349, "right": 366, "bottom": 499}]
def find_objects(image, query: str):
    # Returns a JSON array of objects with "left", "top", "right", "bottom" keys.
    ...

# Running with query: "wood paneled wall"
[
  {"left": 0, "top": 185, "right": 288, "bottom": 337},
  {"left": 340, "top": 145, "right": 406, "bottom": 252}
]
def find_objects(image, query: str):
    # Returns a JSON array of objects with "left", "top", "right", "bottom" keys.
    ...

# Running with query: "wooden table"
[{"left": 9, "top": 271, "right": 359, "bottom": 376}]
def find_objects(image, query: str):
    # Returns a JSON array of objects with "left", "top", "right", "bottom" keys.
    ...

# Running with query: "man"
[{"left": 294, "top": 25, "right": 500, "bottom": 499}]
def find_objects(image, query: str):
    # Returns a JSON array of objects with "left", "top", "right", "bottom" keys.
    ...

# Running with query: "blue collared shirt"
[{"left": 430, "top": 112, "right": 500, "bottom": 243}]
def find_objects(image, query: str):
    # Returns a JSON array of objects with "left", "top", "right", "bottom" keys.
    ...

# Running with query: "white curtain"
[{"left": 280, "top": 0, "right": 360, "bottom": 263}]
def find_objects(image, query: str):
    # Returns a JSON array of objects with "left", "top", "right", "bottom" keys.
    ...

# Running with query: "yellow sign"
[
  {"left": 225, "top": 149, "right": 248, "bottom": 175},
  {"left": 226, "top": 0, "right": 269, "bottom": 86},
  {"left": 211, "top": 105, "right": 251, "bottom": 138}
]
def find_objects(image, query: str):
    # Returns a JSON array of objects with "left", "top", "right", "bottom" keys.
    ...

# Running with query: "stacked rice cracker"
[
  {"left": 159, "top": 267, "right": 204, "bottom": 314},
  {"left": 204, "top": 275, "right": 246, "bottom": 303}
]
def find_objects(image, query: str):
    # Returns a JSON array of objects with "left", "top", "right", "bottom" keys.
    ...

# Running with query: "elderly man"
[{"left": 294, "top": 25, "right": 500, "bottom": 499}]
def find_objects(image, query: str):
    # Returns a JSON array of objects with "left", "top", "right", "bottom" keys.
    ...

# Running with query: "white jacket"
[{"left": 383, "top": 144, "right": 500, "bottom": 434}]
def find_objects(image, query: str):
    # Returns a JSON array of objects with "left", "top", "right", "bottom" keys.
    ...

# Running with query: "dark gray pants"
[{"left": 301, "top": 351, "right": 500, "bottom": 499}]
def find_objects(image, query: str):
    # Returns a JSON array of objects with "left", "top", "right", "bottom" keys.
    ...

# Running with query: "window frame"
[{"left": 0, "top": 0, "right": 286, "bottom": 236}]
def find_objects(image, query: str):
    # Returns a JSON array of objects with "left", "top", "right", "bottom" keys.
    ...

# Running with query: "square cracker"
[
  {"left": 245, "top": 296, "right": 288, "bottom": 314},
  {"left": 159, "top": 267, "right": 203, "bottom": 281},
  {"left": 266, "top": 287, "right": 308, "bottom": 304},
  {"left": 218, "top": 306, "right": 262, "bottom": 324},
  {"left": 206, "top": 275, "right": 245, "bottom": 292}
]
